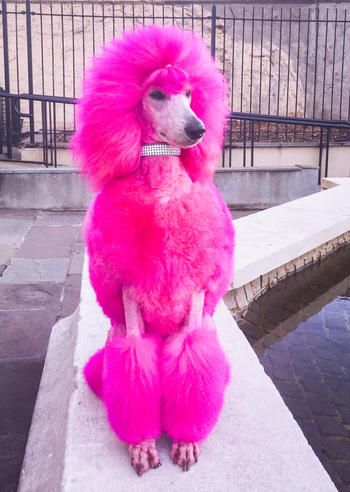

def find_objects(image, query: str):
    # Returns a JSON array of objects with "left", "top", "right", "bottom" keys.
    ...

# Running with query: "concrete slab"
[
  {"left": 233, "top": 185, "right": 350, "bottom": 289},
  {"left": 0, "top": 218, "right": 33, "bottom": 247},
  {"left": 0, "top": 244, "right": 16, "bottom": 265},
  {"left": 0, "top": 282, "right": 63, "bottom": 311},
  {"left": 321, "top": 177, "right": 350, "bottom": 189},
  {"left": 0, "top": 357, "right": 44, "bottom": 436},
  {"left": 0, "top": 432, "right": 28, "bottom": 492},
  {"left": 0, "top": 209, "right": 37, "bottom": 219},
  {"left": 15, "top": 225, "right": 78, "bottom": 259},
  {"left": 214, "top": 166, "right": 319, "bottom": 208},
  {"left": 0, "top": 258, "right": 70, "bottom": 284},
  {"left": 36, "top": 210, "right": 85, "bottom": 227},
  {"left": 0, "top": 168, "right": 92, "bottom": 210},
  {"left": 59, "top": 274, "right": 83, "bottom": 320},
  {"left": 20, "top": 262, "right": 336, "bottom": 492},
  {"left": 282, "top": 184, "right": 350, "bottom": 216},
  {"left": 0, "top": 309, "right": 58, "bottom": 359},
  {"left": 68, "top": 250, "right": 85, "bottom": 275}
]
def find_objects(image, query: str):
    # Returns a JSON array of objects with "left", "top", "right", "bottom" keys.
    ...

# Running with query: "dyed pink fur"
[
  {"left": 72, "top": 26, "right": 234, "bottom": 452},
  {"left": 104, "top": 335, "right": 161, "bottom": 444},
  {"left": 162, "top": 327, "right": 230, "bottom": 442},
  {"left": 83, "top": 348, "right": 104, "bottom": 399}
]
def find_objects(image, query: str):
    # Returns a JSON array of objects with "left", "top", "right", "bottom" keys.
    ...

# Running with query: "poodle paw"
[
  {"left": 170, "top": 441, "right": 200, "bottom": 471},
  {"left": 128, "top": 439, "right": 161, "bottom": 476}
]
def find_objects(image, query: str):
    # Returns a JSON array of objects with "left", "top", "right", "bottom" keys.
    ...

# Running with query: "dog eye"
[
  {"left": 149, "top": 90, "right": 166, "bottom": 101},
  {"left": 185, "top": 90, "right": 191, "bottom": 98}
]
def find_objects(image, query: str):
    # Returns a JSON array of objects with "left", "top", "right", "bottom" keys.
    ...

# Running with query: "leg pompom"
[
  {"left": 103, "top": 334, "right": 161, "bottom": 444},
  {"left": 161, "top": 328, "right": 230, "bottom": 443},
  {"left": 84, "top": 348, "right": 105, "bottom": 399}
]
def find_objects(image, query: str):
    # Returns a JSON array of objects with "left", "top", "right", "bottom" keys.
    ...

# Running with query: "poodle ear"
[
  {"left": 181, "top": 75, "right": 228, "bottom": 182},
  {"left": 179, "top": 34, "right": 229, "bottom": 182},
  {"left": 71, "top": 44, "right": 143, "bottom": 191}
]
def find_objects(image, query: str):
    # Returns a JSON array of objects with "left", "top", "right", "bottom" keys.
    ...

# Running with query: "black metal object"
[
  {"left": 1, "top": 1, "right": 349, "bottom": 122},
  {"left": 25, "top": 0, "right": 34, "bottom": 143},
  {"left": 1, "top": 94, "right": 23, "bottom": 145},
  {"left": 226, "top": 112, "right": 350, "bottom": 183},
  {"left": 0, "top": 92, "right": 75, "bottom": 167},
  {"left": 210, "top": 4, "right": 216, "bottom": 59},
  {"left": 0, "top": 2, "right": 349, "bottom": 180},
  {"left": 1, "top": 0, "right": 11, "bottom": 157}
]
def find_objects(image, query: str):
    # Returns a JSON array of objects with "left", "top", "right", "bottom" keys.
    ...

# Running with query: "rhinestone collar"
[{"left": 141, "top": 144, "right": 181, "bottom": 157}]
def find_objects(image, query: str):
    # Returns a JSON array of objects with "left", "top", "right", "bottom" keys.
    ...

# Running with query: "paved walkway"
[{"left": 0, "top": 209, "right": 85, "bottom": 492}]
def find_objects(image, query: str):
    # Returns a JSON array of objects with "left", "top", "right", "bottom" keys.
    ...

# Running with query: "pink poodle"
[{"left": 72, "top": 25, "right": 234, "bottom": 476}]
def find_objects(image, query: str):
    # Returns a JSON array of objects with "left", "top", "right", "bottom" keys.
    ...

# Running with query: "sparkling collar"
[{"left": 141, "top": 143, "right": 181, "bottom": 157}]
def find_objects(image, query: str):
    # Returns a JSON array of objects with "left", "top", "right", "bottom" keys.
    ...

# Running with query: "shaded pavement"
[{"left": 0, "top": 209, "right": 85, "bottom": 492}]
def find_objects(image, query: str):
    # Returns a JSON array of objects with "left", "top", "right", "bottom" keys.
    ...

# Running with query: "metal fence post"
[
  {"left": 1, "top": 0, "right": 12, "bottom": 158},
  {"left": 318, "top": 128, "right": 324, "bottom": 185},
  {"left": 210, "top": 4, "right": 216, "bottom": 59},
  {"left": 26, "top": 0, "right": 35, "bottom": 143}
]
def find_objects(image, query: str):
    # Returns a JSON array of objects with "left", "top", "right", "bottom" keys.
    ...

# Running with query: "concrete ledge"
[
  {"left": 321, "top": 177, "right": 350, "bottom": 189},
  {"left": 0, "top": 168, "right": 92, "bottom": 210},
  {"left": 1, "top": 165, "right": 317, "bottom": 210},
  {"left": 19, "top": 261, "right": 336, "bottom": 491},
  {"left": 19, "top": 310, "right": 79, "bottom": 492},
  {"left": 214, "top": 165, "right": 319, "bottom": 208},
  {"left": 227, "top": 181, "right": 350, "bottom": 313}
]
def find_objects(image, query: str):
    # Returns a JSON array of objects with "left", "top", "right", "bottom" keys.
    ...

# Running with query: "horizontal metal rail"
[
  {"left": 0, "top": 92, "right": 76, "bottom": 167},
  {"left": 230, "top": 112, "right": 350, "bottom": 130},
  {"left": 0, "top": 91, "right": 75, "bottom": 104},
  {"left": 227, "top": 112, "right": 350, "bottom": 183}
]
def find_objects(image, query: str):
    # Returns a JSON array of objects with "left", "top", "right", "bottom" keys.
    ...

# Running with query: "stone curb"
[
  {"left": 228, "top": 179, "right": 350, "bottom": 314},
  {"left": 18, "top": 309, "right": 79, "bottom": 492}
]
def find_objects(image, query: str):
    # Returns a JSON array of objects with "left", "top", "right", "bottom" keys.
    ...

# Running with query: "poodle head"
[
  {"left": 72, "top": 25, "right": 228, "bottom": 190},
  {"left": 142, "top": 66, "right": 206, "bottom": 149}
]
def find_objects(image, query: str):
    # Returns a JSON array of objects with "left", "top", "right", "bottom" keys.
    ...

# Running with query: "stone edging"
[{"left": 226, "top": 230, "right": 350, "bottom": 316}]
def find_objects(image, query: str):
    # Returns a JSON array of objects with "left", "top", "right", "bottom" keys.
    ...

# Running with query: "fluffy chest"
[
  {"left": 125, "top": 182, "right": 228, "bottom": 275},
  {"left": 87, "top": 164, "right": 233, "bottom": 290}
]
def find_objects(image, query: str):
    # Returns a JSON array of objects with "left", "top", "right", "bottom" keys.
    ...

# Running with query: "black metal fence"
[
  {"left": 2, "top": 2, "right": 350, "bottom": 119},
  {"left": 0, "top": 92, "right": 74, "bottom": 166},
  {"left": 226, "top": 113, "right": 350, "bottom": 184},
  {"left": 1, "top": 1, "right": 350, "bottom": 176}
]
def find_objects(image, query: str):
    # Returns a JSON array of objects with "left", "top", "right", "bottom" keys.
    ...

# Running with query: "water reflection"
[{"left": 237, "top": 244, "right": 350, "bottom": 492}]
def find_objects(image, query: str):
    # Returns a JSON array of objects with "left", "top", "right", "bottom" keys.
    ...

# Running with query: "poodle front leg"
[
  {"left": 104, "top": 286, "right": 161, "bottom": 476},
  {"left": 162, "top": 291, "right": 230, "bottom": 471},
  {"left": 184, "top": 290, "right": 204, "bottom": 331}
]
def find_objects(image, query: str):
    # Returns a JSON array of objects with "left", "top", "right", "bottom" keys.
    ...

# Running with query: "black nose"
[{"left": 185, "top": 122, "right": 206, "bottom": 141}]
